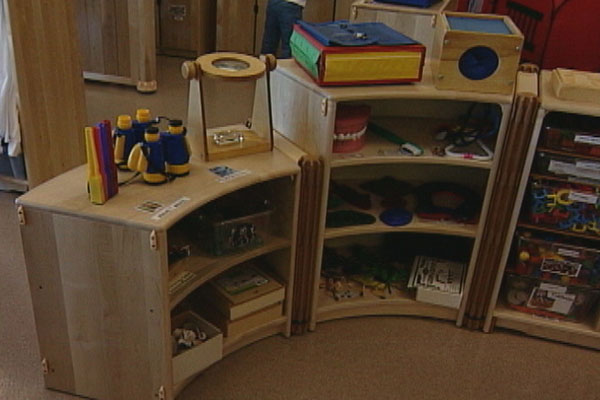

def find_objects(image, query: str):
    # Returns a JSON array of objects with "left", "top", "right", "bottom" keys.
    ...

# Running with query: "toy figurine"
[
  {"left": 127, "top": 126, "right": 168, "bottom": 185},
  {"left": 113, "top": 114, "right": 137, "bottom": 170},
  {"left": 161, "top": 119, "right": 191, "bottom": 176}
]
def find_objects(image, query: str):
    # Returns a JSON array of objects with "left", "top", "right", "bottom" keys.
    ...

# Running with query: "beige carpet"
[{"left": 1, "top": 56, "right": 599, "bottom": 399}]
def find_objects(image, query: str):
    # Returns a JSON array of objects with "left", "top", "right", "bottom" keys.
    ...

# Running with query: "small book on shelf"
[
  {"left": 408, "top": 255, "right": 466, "bottom": 309},
  {"left": 197, "top": 262, "right": 285, "bottom": 320}
]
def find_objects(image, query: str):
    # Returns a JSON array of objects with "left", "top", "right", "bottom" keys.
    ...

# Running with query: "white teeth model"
[{"left": 333, "top": 126, "right": 367, "bottom": 141}]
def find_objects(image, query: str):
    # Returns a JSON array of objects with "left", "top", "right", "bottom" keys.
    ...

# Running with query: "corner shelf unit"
[
  {"left": 16, "top": 149, "right": 300, "bottom": 400},
  {"left": 271, "top": 60, "right": 515, "bottom": 331},
  {"left": 484, "top": 70, "right": 600, "bottom": 350}
]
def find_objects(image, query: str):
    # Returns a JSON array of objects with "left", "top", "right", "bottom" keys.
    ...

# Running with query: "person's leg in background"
[
  {"left": 261, "top": 0, "right": 283, "bottom": 56},
  {"left": 278, "top": 1, "right": 303, "bottom": 58}
]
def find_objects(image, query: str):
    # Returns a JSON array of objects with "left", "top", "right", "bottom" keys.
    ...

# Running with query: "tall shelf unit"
[
  {"left": 484, "top": 70, "right": 600, "bottom": 350},
  {"left": 16, "top": 149, "right": 300, "bottom": 400},
  {"left": 271, "top": 60, "right": 515, "bottom": 331}
]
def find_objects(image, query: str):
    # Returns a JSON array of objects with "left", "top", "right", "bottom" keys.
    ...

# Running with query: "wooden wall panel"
[
  {"left": 75, "top": 0, "right": 156, "bottom": 91},
  {"left": 159, "top": 0, "right": 216, "bottom": 56},
  {"left": 7, "top": 0, "right": 87, "bottom": 188}
]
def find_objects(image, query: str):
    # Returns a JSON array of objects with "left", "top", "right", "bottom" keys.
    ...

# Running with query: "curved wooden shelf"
[
  {"left": 316, "top": 288, "right": 458, "bottom": 323},
  {"left": 16, "top": 149, "right": 300, "bottom": 231},
  {"left": 168, "top": 235, "right": 291, "bottom": 310},
  {"left": 540, "top": 71, "right": 600, "bottom": 118},
  {"left": 493, "top": 304, "right": 600, "bottom": 350},
  {"left": 331, "top": 117, "right": 494, "bottom": 169},
  {"left": 325, "top": 211, "right": 478, "bottom": 240}
]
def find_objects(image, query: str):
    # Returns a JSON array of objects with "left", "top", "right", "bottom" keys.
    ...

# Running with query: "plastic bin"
[
  {"left": 534, "top": 151, "right": 600, "bottom": 182},
  {"left": 541, "top": 125, "right": 600, "bottom": 157},
  {"left": 526, "top": 179, "right": 600, "bottom": 235},
  {"left": 511, "top": 232, "right": 600, "bottom": 288},
  {"left": 503, "top": 273, "right": 600, "bottom": 322}
]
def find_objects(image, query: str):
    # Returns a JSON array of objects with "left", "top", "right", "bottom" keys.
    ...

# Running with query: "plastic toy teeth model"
[{"left": 333, "top": 104, "right": 371, "bottom": 153}]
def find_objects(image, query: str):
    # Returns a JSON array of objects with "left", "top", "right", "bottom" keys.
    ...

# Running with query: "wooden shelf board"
[
  {"left": 540, "top": 70, "right": 600, "bottom": 118},
  {"left": 357, "top": 0, "right": 453, "bottom": 15},
  {"left": 331, "top": 117, "right": 494, "bottom": 169},
  {"left": 517, "top": 222, "right": 600, "bottom": 242},
  {"left": 15, "top": 149, "right": 300, "bottom": 231},
  {"left": 222, "top": 316, "right": 288, "bottom": 356},
  {"left": 325, "top": 198, "right": 478, "bottom": 240},
  {"left": 494, "top": 304, "right": 600, "bottom": 350},
  {"left": 537, "top": 147, "right": 600, "bottom": 162},
  {"left": 274, "top": 59, "right": 514, "bottom": 104},
  {"left": 316, "top": 287, "right": 458, "bottom": 323},
  {"left": 168, "top": 235, "right": 291, "bottom": 310}
]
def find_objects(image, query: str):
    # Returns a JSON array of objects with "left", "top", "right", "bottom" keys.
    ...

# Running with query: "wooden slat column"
[
  {"left": 462, "top": 64, "right": 540, "bottom": 330},
  {"left": 291, "top": 155, "right": 324, "bottom": 335}
]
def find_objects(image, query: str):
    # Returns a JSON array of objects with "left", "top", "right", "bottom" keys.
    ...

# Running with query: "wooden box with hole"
[
  {"left": 431, "top": 11, "right": 523, "bottom": 95},
  {"left": 181, "top": 53, "right": 277, "bottom": 161}
]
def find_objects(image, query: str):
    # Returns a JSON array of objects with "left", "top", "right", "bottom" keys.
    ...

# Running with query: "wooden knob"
[
  {"left": 181, "top": 61, "right": 198, "bottom": 80},
  {"left": 264, "top": 54, "right": 277, "bottom": 72}
]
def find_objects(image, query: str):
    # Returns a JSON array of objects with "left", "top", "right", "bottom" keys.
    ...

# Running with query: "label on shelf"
[
  {"left": 557, "top": 247, "right": 581, "bottom": 258},
  {"left": 567, "top": 191, "right": 598, "bottom": 205},
  {"left": 151, "top": 197, "right": 190, "bottom": 220},
  {"left": 549, "top": 160, "right": 600, "bottom": 181},
  {"left": 526, "top": 283, "right": 575, "bottom": 315},
  {"left": 574, "top": 134, "right": 600, "bottom": 146},
  {"left": 575, "top": 160, "right": 600, "bottom": 172},
  {"left": 540, "top": 258, "right": 582, "bottom": 277}
]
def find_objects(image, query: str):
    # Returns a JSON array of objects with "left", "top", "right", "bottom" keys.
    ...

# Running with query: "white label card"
[
  {"left": 527, "top": 285, "right": 575, "bottom": 315},
  {"left": 574, "top": 135, "right": 600, "bottom": 146},
  {"left": 568, "top": 191, "right": 598, "bottom": 205},
  {"left": 151, "top": 197, "right": 190, "bottom": 220}
]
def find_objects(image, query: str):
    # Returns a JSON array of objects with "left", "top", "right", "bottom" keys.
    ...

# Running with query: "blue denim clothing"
[{"left": 261, "top": 0, "right": 303, "bottom": 59}]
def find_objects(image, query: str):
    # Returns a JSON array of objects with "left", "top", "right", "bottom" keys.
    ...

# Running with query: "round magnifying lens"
[{"left": 212, "top": 58, "right": 250, "bottom": 72}]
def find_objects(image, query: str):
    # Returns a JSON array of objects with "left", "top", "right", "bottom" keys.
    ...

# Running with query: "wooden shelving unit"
[
  {"left": 16, "top": 149, "right": 301, "bottom": 400},
  {"left": 271, "top": 59, "right": 515, "bottom": 331},
  {"left": 484, "top": 70, "right": 600, "bottom": 350}
]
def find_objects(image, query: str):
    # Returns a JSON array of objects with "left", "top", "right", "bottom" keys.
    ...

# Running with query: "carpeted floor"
[{"left": 1, "top": 56, "right": 599, "bottom": 400}]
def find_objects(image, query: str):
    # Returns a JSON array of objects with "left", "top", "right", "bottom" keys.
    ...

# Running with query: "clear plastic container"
[
  {"left": 526, "top": 179, "right": 600, "bottom": 236},
  {"left": 511, "top": 233, "right": 600, "bottom": 288},
  {"left": 503, "top": 273, "right": 600, "bottom": 322}
]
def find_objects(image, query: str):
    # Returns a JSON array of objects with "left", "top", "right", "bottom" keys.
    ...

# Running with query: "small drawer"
[
  {"left": 526, "top": 180, "right": 600, "bottom": 235},
  {"left": 503, "top": 274, "right": 600, "bottom": 322},
  {"left": 171, "top": 311, "right": 223, "bottom": 384},
  {"left": 533, "top": 151, "right": 600, "bottom": 182},
  {"left": 511, "top": 232, "right": 600, "bottom": 288}
]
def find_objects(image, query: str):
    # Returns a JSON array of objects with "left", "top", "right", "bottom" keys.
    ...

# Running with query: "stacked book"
[
  {"left": 408, "top": 255, "right": 466, "bottom": 308},
  {"left": 195, "top": 262, "right": 285, "bottom": 338},
  {"left": 290, "top": 20, "right": 425, "bottom": 86},
  {"left": 84, "top": 120, "right": 119, "bottom": 204}
]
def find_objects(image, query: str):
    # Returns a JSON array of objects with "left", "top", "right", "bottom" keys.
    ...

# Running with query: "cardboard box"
[
  {"left": 171, "top": 311, "right": 223, "bottom": 384},
  {"left": 198, "top": 263, "right": 285, "bottom": 320}
]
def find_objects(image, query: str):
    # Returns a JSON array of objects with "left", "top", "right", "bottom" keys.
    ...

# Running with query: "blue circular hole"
[{"left": 458, "top": 46, "right": 499, "bottom": 81}]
